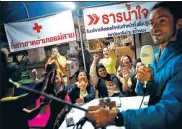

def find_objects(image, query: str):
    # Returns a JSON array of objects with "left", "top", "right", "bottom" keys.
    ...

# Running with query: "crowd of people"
[
  {"left": 86, "top": 1, "right": 182, "bottom": 129},
  {"left": 0, "top": 30, "right": 143, "bottom": 129},
  {"left": 1, "top": 1, "right": 182, "bottom": 129}
]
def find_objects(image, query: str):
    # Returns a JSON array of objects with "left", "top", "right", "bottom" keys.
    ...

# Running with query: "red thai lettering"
[
  {"left": 109, "top": 13, "right": 116, "bottom": 23},
  {"left": 49, "top": 37, "right": 54, "bottom": 42},
  {"left": 11, "top": 32, "right": 75, "bottom": 51},
  {"left": 102, "top": 14, "right": 109, "bottom": 24},
  {"left": 68, "top": 32, "right": 75, "bottom": 38},
  {"left": 25, "top": 41, "right": 29, "bottom": 46},
  {"left": 136, "top": 5, "right": 141, "bottom": 19},
  {"left": 54, "top": 36, "right": 58, "bottom": 41},
  {"left": 116, "top": 12, "right": 123, "bottom": 22},
  {"left": 125, "top": 3, "right": 131, "bottom": 10},
  {"left": 30, "top": 41, "right": 36, "bottom": 46},
  {"left": 123, "top": 11, "right": 131, "bottom": 21},
  {"left": 141, "top": 8, "right": 148, "bottom": 18},
  {"left": 123, "top": 3, "right": 131, "bottom": 21},
  {"left": 61, "top": 34, "right": 67, "bottom": 40}
]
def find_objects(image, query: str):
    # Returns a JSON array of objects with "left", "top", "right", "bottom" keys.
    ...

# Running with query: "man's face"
[
  {"left": 149, "top": 7, "right": 176, "bottom": 45},
  {"left": 51, "top": 48, "right": 58, "bottom": 57}
]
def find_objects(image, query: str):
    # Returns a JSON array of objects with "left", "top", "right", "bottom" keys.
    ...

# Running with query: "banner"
[
  {"left": 83, "top": 2, "right": 158, "bottom": 40},
  {"left": 4, "top": 10, "right": 76, "bottom": 52}
]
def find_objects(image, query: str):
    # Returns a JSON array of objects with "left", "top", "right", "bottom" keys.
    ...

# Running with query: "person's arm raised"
[{"left": 90, "top": 54, "right": 99, "bottom": 89}]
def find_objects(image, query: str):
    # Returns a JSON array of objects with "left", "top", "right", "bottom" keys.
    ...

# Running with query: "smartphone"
[{"left": 66, "top": 117, "right": 74, "bottom": 127}]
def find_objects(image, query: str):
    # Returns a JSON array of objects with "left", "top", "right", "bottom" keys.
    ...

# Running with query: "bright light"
[{"left": 62, "top": 2, "right": 75, "bottom": 10}]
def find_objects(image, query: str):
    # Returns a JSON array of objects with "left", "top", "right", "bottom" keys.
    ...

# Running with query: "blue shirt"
[{"left": 121, "top": 40, "right": 182, "bottom": 129}]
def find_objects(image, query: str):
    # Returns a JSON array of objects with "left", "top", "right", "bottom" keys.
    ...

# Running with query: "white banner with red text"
[
  {"left": 83, "top": 2, "right": 158, "bottom": 40},
  {"left": 4, "top": 10, "right": 76, "bottom": 52}
]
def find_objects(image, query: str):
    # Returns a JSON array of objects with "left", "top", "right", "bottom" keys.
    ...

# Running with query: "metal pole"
[
  {"left": 9, "top": 79, "right": 88, "bottom": 112},
  {"left": 133, "top": 34, "right": 137, "bottom": 59},
  {"left": 77, "top": 9, "right": 86, "bottom": 71}
]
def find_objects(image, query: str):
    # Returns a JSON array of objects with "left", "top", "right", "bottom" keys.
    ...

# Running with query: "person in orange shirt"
[{"left": 45, "top": 46, "right": 67, "bottom": 81}]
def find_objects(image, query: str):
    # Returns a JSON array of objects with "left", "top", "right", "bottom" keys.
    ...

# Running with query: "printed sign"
[
  {"left": 4, "top": 10, "right": 76, "bottom": 52},
  {"left": 83, "top": 2, "right": 158, "bottom": 40}
]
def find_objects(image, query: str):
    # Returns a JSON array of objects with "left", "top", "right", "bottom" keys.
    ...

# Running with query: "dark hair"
[
  {"left": 120, "top": 55, "right": 133, "bottom": 66},
  {"left": 125, "top": 55, "right": 132, "bottom": 63},
  {"left": 0, "top": 50, "right": 4, "bottom": 98},
  {"left": 96, "top": 63, "right": 107, "bottom": 77},
  {"left": 102, "top": 47, "right": 109, "bottom": 52},
  {"left": 0, "top": 50, "right": 9, "bottom": 98},
  {"left": 52, "top": 45, "right": 59, "bottom": 50},
  {"left": 76, "top": 69, "right": 89, "bottom": 81},
  {"left": 77, "top": 41, "right": 85, "bottom": 49},
  {"left": 177, "top": 28, "right": 182, "bottom": 41},
  {"left": 134, "top": 58, "right": 142, "bottom": 68},
  {"left": 151, "top": 2, "right": 182, "bottom": 24},
  {"left": 0, "top": 49, "right": 7, "bottom": 63},
  {"left": 96, "top": 63, "right": 106, "bottom": 72}
]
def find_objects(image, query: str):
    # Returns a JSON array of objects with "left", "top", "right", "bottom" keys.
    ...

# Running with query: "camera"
[
  {"left": 46, "top": 62, "right": 56, "bottom": 73},
  {"left": 99, "top": 97, "right": 116, "bottom": 110}
]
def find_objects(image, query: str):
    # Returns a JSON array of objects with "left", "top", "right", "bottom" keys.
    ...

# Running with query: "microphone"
[
  {"left": 9, "top": 79, "right": 88, "bottom": 112},
  {"left": 140, "top": 45, "right": 154, "bottom": 88}
]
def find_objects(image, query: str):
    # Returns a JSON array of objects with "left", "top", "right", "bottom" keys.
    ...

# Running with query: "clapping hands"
[
  {"left": 77, "top": 81, "right": 88, "bottom": 91},
  {"left": 122, "top": 67, "right": 130, "bottom": 80},
  {"left": 76, "top": 97, "right": 84, "bottom": 103}
]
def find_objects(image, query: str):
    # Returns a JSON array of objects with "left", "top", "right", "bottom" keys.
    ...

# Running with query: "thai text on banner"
[
  {"left": 83, "top": 2, "right": 158, "bottom": 40},
  {"left": 4, "top": 10, "right": 76, "bottom": 52}
]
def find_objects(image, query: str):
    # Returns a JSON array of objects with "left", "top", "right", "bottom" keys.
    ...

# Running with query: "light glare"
[{"left": 62, "top": 2, "right": 75, "bottom": 10}]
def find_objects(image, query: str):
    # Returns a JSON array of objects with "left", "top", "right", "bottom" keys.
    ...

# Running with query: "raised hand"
[
  {"left": 51, "top": 53, "right": 56, "bottom": 58},
  {"left": 120, "top": 66, "right": 129, "bottom": 80},
  {"left": 93, "top": 54, "right": 99, "bottom": 61},
  {"left": 32, "top": 69, "right": 38, "bottom": 80},
  {"left": 77, "top": 81, "right": 88, "bottom": 91},
  {"left": 32, "top": 69, "right": 38, "bottom": 76},
  {"left": 56, "top": 52, "right": 61, "bottom": 58}
]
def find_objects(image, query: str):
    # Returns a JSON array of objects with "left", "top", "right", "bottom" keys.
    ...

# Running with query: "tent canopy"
[
  {"left": 1, "top": 2, "right": 116, "bottom": 23},
  {"left": 0, "top": 2, "right": 117, "bottom": 42}
]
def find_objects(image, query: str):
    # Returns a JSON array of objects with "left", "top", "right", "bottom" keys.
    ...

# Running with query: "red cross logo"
[{"left": 33, "top": 23, "right": 42, "bottom": 33}]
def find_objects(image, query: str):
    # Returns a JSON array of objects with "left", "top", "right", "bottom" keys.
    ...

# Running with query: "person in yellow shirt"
[
  {"left": 45, "top": 46, "right": 67, "bottom": 77},
  {"left": 99, "top": 47, "right": 117, "bottom": 74}
]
